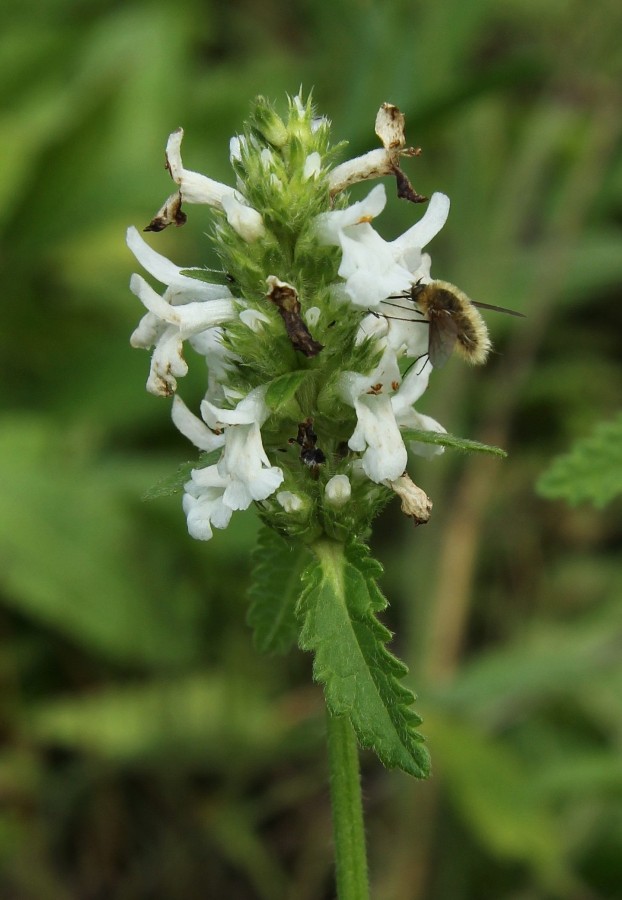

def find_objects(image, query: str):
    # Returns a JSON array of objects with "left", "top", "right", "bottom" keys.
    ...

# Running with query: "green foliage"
[
  {"left": 264, "top": 370, "right": 311, "bottom": 415},
  {"left": 0, "top": 416, "right": 204, "bottom": 667},
  {"left": 402, "top": 428, "right": 508, "bottom": 457},
  {"left": 298, "top": 541, "right": 430, "bottom": 778},
  {"left": 247, "top": 526, "right": 312, "bottom": 655},
  {"left": 537, "top": 412, "right": 622, "bottom": 508},
  {"left": 2, "top": 0, "right": 622, "bottom": 895},
  {"left": 142, "top": 451, "right": 222, "bottom": 499}
]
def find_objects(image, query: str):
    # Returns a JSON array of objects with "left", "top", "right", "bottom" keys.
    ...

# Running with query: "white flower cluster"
[{"left": 127, "top": 100, "right": 448, "bottom": 540}]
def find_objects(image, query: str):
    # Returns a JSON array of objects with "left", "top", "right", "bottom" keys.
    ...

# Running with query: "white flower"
[
  {"left": 171, "top": 396, "right": 225, "bottom": 452},
  {"left": 182, "top": 467, "right": 232, "bottom": 541},
  {"left": 146, "top": 128, "right": 266, "bottom": 235},
  {"left": 165, "top": 128, "right": 234, "bottom": 207},
  {"left": 127, "top": 228, "right": 236, "bottom": 396},
  {"left": 340, "top": 373, "right": 407, "bottom": 483},
  {"left": 325, "top": 475, "right": 351, "bottom": 507},
  {"left": 203, "top": 388, "right": 284, "bottom": 509},
  {"left": 316, "top": 186, "right": 450, "bottom": 308},
  {"left": 180, "top": 388, "right": 285, "bottom": 540}
]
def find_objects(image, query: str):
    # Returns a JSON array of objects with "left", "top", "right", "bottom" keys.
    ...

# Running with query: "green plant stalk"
[
  {"left": 326, "top": 708, "right": 369, "bottom": 900},
  {"left": 313, "top": 539, "right": 369, "bottom": 899}
]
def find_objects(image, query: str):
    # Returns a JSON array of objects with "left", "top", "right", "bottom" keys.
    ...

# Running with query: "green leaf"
[
  {"left": 264, "top": 371, "right": 310, "bottom": 413},
  {"left": 142, "top": 450, "right": 222, "bottom": 500},
  {"left": 401, "top": 428, "right": 508, "bottom": 457},
  {"left": 247, "top": 526, "right": 312, "bottom": 654},
  {"left": 25, "top": 673, "right": 290, "bottom": 766},
  {"left": 298, "top": 540, "right": 430, "bottom": 778},
  {"left": 537, "top": 413, "right": 622, "bottom": 508},
  {"left": 0, "top": 415, "right": 203, "bottom": 667},
  {"left": 427, "top": 713, "right": 572, "bottom": 893},
  {"left": 180, "top": 267, "right": 233, "bottom": 286}
]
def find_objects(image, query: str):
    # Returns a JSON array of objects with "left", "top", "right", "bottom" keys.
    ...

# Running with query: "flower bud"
[
  {"left": 325, "top": 475, "right": 351, "bottom": 507},
  {"left": 221, "top": 193, "right": 266, "bottom": 242},
  {"left": 251, "top": 96, "right": 289, "bottom": 148}
]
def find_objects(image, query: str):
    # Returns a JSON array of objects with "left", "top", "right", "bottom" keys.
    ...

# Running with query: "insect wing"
[
  {"left": 471, "top": 300, "right": 525, "bottom": 318},
  {"left": 428, "top": 311, "right": 459, "bottom": 368}
]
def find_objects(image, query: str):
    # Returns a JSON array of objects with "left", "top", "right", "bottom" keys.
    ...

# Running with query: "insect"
[
  {"left": 386, "top": 280, "right": 525, "bottom": 368},
  {"left": 289, "top": 418, "right": 326, "bottom": 472}
]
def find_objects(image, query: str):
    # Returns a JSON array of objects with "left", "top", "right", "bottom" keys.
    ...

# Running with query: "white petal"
[
  {"left": 127, "top": 227, "right": 184, "bottom": 285},
  {"left": 145, "top": 326, "right": 187, "bottom": 397},
  {"left": 303, "top": 151, "right": 322, "bottom": 180},
  {"left": 325, "top": 474, "right": 351, "bottom": 507},
  {"left": 221, "top": 193, "right": 266, "bottom": 242},
  {"left": 172, "top": 396, "right": 225, "bottom": 452},
  {"left": 401, "top": 410, "right": 446, "bottom": 458},
  {"left": 130, "top": 310, "right": 167, "bottom": 349},
  {"left": 239, "top": 308, "right": 271, "bottom": 332},
  {"left": 391, "top": 192, "right": 450, "bottom": 257},
  {"left": 276, "top": 491, "right": 304, "bottom": 512},
  {"left": 201, "top": 387, "right": 268, "bottom": 429},
  {"left": 166, "top": 128, "right": 234, "bottom": 207},
  {"left": 130, "top": 274, "right": 235, "bottom": 333},
  {"left": 349, "top": 393, "right": 407, "bottom": 482},
  {"left": 316, "top": 184, "right": 387, "bottom": 244}
]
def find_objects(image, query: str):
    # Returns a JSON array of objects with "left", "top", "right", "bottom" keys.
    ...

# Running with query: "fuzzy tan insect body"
[{"left": 409, "top": 280, "right": 492, "bottom": 367}]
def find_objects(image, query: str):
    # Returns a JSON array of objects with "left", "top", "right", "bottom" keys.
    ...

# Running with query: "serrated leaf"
[
  {"left": 537, "top": 413, "right": 622, "bottom": 508},
  {"left": 264, "top": 371, "right": 310, "bottom": 413},
  {"left": 401, "top": 428, "right": 508, "bottom": 457},
  {"left": 247, "top": 526, "right": 312, "bottom": 654},
  {"left": 297, "top": 540, "right": 430, "bottom": 778}
]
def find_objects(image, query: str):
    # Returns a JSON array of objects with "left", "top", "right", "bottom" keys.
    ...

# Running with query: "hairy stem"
[{"left": 326, "top": 707, "right": 369, "bottom": 900}]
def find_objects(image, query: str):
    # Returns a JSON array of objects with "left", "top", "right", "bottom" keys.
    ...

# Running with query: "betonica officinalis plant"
[{"left": 127, "top": 93, "right": 514, "bottom": 899}]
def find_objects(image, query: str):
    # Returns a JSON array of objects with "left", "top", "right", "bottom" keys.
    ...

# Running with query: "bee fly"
[{"left": 385, "top": 280, "right": 525, "bottom": 369}]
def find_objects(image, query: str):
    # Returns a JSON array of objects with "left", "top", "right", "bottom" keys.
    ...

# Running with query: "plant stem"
[{"left": 326, "top": 706, "right": 370, "bottom": 900}]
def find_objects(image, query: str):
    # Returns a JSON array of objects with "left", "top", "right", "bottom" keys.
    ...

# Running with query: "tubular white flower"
[
  {"left": 130, "top": 274, "right": 235, "bottom": 334},
  {"left": 182, "top": 466, "right": 232, "bottom": 541},
  {"left": 349, "top": 391, "right": 407, "bottom": 483},
  {"left": 127, "top": 227, "right": 234, "bottom": 299},
  {"left": 127, "top": 228, "right": 239, "bottom": 396},
  {"left": 316, "top": 183, "right": 387, "bottom": 244},
  {"left": 340, "top": 373, "right": 407, "bottom": 483},
  {"left": 192, "top": 388, "right": 285, "bottom": 512},
  {"left": 316, "top": 187, "right": 450, "bottom": 309},
  {"left": 218, "top": 423, "right": 284, "bottom": 510},
  {"left": 166, "top": 128, "right": 235, "bottom": 208},
  {"left": 172, "top": 395, "right": 225, "bottom": 452},
  {"left": 128, "top": 270, "right": 236, "bottom": 397}
]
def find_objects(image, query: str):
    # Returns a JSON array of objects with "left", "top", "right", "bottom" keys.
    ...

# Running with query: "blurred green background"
[{"left": 2, "top": 0, "right": 622, "bottom": 897}]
